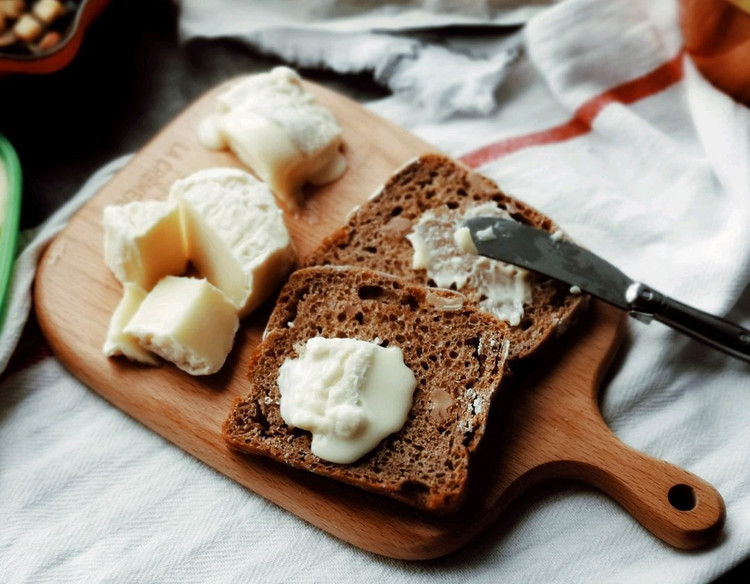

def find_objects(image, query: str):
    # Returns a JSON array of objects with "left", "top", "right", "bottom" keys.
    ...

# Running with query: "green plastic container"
[{"left": 0, "top": 134, "right": 21, "bottom": 334}]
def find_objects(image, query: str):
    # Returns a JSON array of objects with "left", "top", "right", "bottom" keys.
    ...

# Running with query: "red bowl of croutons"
[{"left": 0, "top": 0, "right": 110, "bottom": 74}]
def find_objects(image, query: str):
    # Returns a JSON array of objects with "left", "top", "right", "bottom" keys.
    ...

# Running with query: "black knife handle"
[{"left": 628, "top": 283, "right": 750, "bottom": 363}]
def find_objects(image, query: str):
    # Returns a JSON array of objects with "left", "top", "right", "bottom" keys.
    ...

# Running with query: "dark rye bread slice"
[
  {"left": 223, "top": 266, "right": 509, "bottom": 514},
  {"left": 304, "top": 153, "right": 588, "bottom": 365}
]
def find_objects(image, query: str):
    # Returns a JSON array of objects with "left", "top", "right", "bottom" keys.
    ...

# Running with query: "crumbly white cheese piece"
[
  {"left": 197, "top": 66, "right": 347, "bottom": 209},
  {"left": 125, "top": 276, "right": 239, "bottom": 376},
  {"left": 406, "top": 202, "right": 532, "bottom": 326},
  {"left": 476, "top": 225, "right": 497, "bottom": 241},
  {"left": 170, "top": 168, "right": 295, "bottom": 318},
  {"left": 102, "top": 283, "right": 159, "bottom": 365},
  {"left": 453, "top": 226, "right": 478, "bottom": 255},
  {"left": 278, "top": 337, "right": 417, "bottom": 464},
  {"left": 103, "top": 200, "right": 187, "bottom": 291}
]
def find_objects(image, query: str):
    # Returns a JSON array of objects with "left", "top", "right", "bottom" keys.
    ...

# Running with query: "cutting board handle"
[
  {"left": 500, "top": 304, "right": 726, "bottom": 551},
  {"left": 550, "top": 420, "right": 726, "bottom": 549}
]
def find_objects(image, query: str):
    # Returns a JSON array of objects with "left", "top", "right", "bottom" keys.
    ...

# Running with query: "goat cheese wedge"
[
  {"left": 197, "top": 66, "right": 347, "bottom": 209},
  {"left": 103, "top": 200, "right": 187, "bottom": 291},
  {"left": 169, "top": 168, "right": 295, "bottom": 318},
  {"left": 124, "top": 276, "right": 239, "bottom": 376},
  {"left": 102, "top": 283, "right": 159, "bottom": 365}
]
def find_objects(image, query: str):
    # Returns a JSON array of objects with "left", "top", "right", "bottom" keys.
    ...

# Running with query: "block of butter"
[
  {"left": 103, "top": 200, "right": 187, "bottom": 291},
  {"left": 197, "top": 66, "right": 347, "bottom": 209},
  {"left": 125, "top": 276, "right": 239, "bottom": 376},
  {"left": 170, "top": 168, "right": 295, "bottom": 318}
]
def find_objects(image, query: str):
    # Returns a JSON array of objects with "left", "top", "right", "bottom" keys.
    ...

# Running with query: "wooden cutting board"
[{"left": 34, "top": 78, "right": 725, "bottom": 560}]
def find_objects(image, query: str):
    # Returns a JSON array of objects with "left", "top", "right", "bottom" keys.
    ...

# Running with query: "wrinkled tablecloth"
[{"left": 2, "top": 0, "right": 749, "bottom": 582}]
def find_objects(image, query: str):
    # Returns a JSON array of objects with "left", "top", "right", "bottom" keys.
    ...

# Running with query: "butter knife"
[{"left": 463, "top": 216, "right": 750, "bottom": 363}]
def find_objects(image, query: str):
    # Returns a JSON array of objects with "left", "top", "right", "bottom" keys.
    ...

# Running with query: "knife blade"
[{"left": 463, "top": 216, "right": 750, "bottom": 363}]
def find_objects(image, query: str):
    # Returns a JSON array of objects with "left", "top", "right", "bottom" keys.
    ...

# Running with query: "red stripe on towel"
[{"left": 460, "top": 51, "right": 685, "bottom": 168}]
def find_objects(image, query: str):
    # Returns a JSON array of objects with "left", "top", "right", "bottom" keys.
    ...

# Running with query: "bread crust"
[{"left": 223, "top": 266, "right": 509, "bottom": 513}]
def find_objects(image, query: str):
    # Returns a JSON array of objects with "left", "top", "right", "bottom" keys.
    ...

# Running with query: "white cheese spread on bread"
[
  {"left": 406, "top": 202, "right": 532, "bottom": 326},
  {"left": 277, "top": 337, "right": 416, "bottom": 464}
]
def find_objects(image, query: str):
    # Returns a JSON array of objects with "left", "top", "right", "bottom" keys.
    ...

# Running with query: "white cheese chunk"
[
  {"left": 453, "top": 226, "right": 478, "bottom": 255},
  {"left": 197, "top": 66, "right": 347, "bottom": 209},
  {"left": 170, "top": 168, "right": 295, "bottom": 318},
  {"left": 124, "top": 276, "right": 239, "bottom": 376},
  {"left": 406, "top": 202, "right": 532, "bottom": 326},
  {"left": 278, "top": 337, "right": 417, "bottom": 464},
  {"left": 103, "top": 200, "right": 187, "bottom": 291},
  {"left": 102, "top": 283, "right": 159, "bottom": 365}
]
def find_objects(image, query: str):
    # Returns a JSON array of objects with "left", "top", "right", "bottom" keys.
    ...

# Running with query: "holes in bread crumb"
[
  {"left": 364, "top": 246, "right": 377, "bottom": 254},
  {"left": 520, "top": 318, "right": 533, "bottom": 330},
  {"left": 457, "top": 188, "right": 467, "bottom": 197},
  {"left": 391, "top": 206, "right": 403, "bottom": 216},
  {"left": 449, "top": 350, "right": 458, "bottom": 359},
  {"left": 402, "top": 295, "right": 419, "bottom": 311},
  {"left": 354, "top": 312, "right": 364, "bottom": 325},
  {"left": 445, "top": 201, "right": 459, "bottom": 210},
  {"left": 358, "top": 285, "right": 385, "bottom": 300},
  {"left": 395, "top": 334, "right": 405, "bottom": 344},
  {"left": 337, "top": 313, "right": 346, "bottom": 322},
  {"left": 425, "top": 190, "right": 436, "bottom": 199}
]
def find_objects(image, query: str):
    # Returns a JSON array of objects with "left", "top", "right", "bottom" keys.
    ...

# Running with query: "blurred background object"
[
  {"left": 0, "top": 133, "right": 21, "bottom": 333},
  {"left": 0, "top": 0, "right": 111, "bottom": 75},
  {"left": 680, "top": 0, "right": 750, "bottom": 103}
]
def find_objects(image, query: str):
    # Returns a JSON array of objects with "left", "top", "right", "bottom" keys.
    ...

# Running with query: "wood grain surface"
[{"left": 34, "top": 78, "right": 725, "bottom": 559}]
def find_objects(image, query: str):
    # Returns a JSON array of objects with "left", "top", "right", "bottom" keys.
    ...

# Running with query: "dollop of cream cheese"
[
  {"left": 406, "top": 202, "right": 532, "bottom": 326},
  {"left": 278, "top": 337, "right": 416, "bottom": 464}
]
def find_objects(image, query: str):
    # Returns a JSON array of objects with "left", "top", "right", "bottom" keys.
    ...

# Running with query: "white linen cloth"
[{"left": 3, "top": 0, "right": 750, "bottom": 582}]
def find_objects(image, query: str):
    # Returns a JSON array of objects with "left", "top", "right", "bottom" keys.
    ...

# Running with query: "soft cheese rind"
[
  {"left": 103, "top": 200, "right": 187, "bottom": 290},
  {"left": 169, "top": 168, "right": 295, "bottom": 318},
  {"left": 198, "top": 66, "right": 347, "bottom": 208},
  {"left": 102, "top": 283, "right": 159, "bottom": 365},
  {"left": 124, "top": 276, "right": 239, "bottom": 376}
]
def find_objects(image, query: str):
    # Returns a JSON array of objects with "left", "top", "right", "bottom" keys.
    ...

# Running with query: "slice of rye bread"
[
  {"left": 223, "top": 266, "right": 509, "bottom": 514},
  {"left": 304, "top": 153, "right": 589, "bottom": 365}
]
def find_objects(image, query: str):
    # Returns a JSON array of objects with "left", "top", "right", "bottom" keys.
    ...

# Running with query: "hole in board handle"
[{"left": 668, "top": 484, "right": 697, "bottom": 511}]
